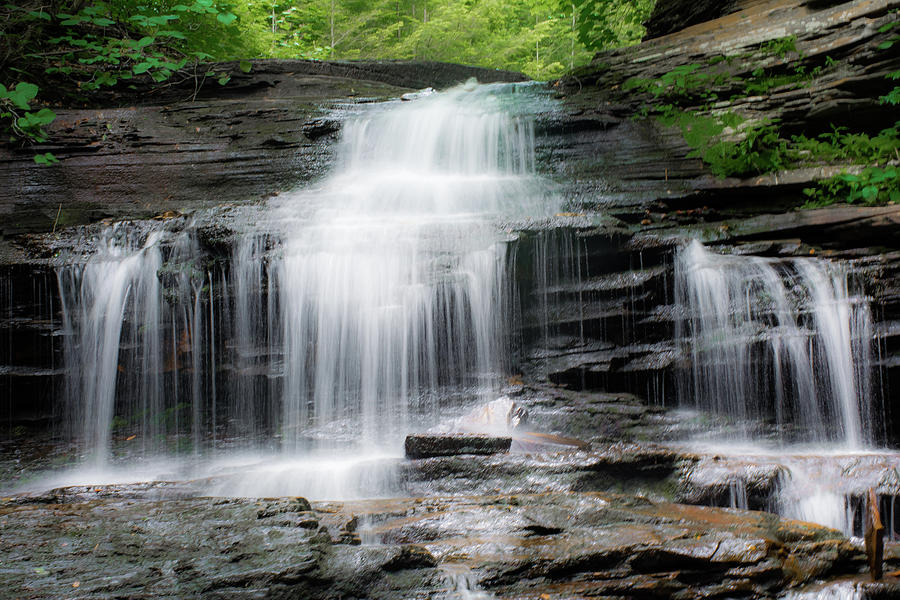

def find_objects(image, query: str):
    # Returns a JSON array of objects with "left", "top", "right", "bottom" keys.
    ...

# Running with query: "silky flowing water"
[
  {"left": 675, "top": 240, "right": 888, "bottom": 536},
  {"left": 36, "top": 81, "right": 559, "bottom": 499}
]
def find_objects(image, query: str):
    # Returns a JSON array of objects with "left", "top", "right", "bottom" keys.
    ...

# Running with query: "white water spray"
[
  {"left": 52, "top": 81, "right": 558, "bottom": 498},
  {"left": 676, "top": 240, "right": 872, "bottom": 446}
]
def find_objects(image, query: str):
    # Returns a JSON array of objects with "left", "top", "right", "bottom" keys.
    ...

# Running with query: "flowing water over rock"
[
  {"left": 40, "top": 81, "right": 559, "bottom": 498},
  {"left": 4, "top": 65, "right": 900, "bottom": 596},
  {"left": 674, "top": 241, "right": 890, "bottom": 535},
  {"left": 675, "top": 239, "right": 873, "bottom": 447}
]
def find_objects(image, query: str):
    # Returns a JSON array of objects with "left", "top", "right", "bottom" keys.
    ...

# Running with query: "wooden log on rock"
[{"left": 865, "top": 488, "right": 884, "bottom": 581}]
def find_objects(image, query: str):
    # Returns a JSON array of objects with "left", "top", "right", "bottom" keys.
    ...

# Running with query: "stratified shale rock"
[
  {"left": 405, "top": 433, "right": 512, "bottom": 459},
  {"left": 0, "top": 60, "right": 525, "bottom": 242},
  {"left": 0, "top": 488, "right": 874, "bottom": 600}
]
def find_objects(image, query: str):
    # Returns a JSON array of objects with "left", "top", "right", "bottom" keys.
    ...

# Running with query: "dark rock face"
[
  {"left": 643, "top": 0, "right": 743, "bottom": 39},
  {"left": 404, "top": 433, "right": 512, "bottom": 458},
  {"left": 554, "top": 0, "right": 899, "bottom": 201}
]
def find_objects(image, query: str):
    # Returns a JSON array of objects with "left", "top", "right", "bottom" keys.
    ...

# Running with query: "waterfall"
[
  {"left": 248, "top": 81, "right": 555, "bottom": 451},
  {"left": 675, "top": 240, "right": 873, "bottom": 447},
  {"left": 57, "top": 224, "right": 211, "bottom": 463},
  {"left": 58, "top": 226, "right": 163, "bottom": 464},
  {"left": 675, "top": 240, "right": 882, "bottom": 535},
  {"left": 54, "top": 81, "right": 557, "bottom": 477}
]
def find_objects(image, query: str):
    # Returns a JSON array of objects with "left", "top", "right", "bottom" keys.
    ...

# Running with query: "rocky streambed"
[
  {"left": 4, "top": 385, "right": 900, "bottom": 598},
  {"left": 0, "top": 486, "right": 882, "bottom": 600}
]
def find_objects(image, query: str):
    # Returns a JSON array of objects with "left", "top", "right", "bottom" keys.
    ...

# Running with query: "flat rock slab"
[
  {"left": 0, "top": 488, "right": 876, "bottom": 599},
  {"left": 320, "top": 491, "right": 869, "bottom": 599},
  {"left": 405, "top": 433, "right": 512, "bottom": 459}
]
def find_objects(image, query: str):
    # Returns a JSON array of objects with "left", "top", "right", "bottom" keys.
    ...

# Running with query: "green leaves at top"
[
  {"left": 217, "top": 12, "right": 237, "bottom": 25},
  {"left": 2, "top": 82, "right": 39, "bottom": 110},
  {"left": 576, "top": 0, "right": 655, "bottom": 51}
]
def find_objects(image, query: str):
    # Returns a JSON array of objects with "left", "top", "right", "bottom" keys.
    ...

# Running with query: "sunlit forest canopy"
[
  {"left": 2, "top": 0, "right": 657, "bottom": 84},
  {"left": 241, "top": 0, "right": 656, "bottom": 79}
]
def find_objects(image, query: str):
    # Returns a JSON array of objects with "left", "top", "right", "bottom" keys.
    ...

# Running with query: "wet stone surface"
[
  {"left": 1, "top": 487, "right": 871, "bottom": 599},
  {"left": 405, "top": 434, "right": 512, "bottom": 459}
]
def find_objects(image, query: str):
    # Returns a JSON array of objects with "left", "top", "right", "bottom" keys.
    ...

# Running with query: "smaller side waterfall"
[
  {"left": 675, "top": 240, "right": 873, "bottom": 446},
  {"left": 57, "top": 224, "right": 210, "bottom": 462},
  {"left": 58, "top": 228, "right": 162, "bottom": 463}
]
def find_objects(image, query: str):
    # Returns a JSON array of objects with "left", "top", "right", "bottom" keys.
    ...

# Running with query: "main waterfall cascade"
[{"left": 50, "top": 81, "right": 559, "bottom": 493}]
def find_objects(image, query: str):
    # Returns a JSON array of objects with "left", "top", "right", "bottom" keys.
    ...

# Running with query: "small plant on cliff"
[
  {"left": 877, "top": 17, "right": 900, "bottom": 105},
  {"left": 759, "top": 35, "right": 800, "bottom": 59},
  {"left": 803, "top": 167, "right": 900, "bottom": 207},
  {"left": 664, "top": 114, "right": 790, "bottom": 178},
  {"left": 624, "top": 63, "right": 730, "bottom": 104}
]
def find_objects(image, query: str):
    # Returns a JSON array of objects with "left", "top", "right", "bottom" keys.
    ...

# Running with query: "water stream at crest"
[{"left": 44, "top": 81, "right": 559, "bottom": 498}]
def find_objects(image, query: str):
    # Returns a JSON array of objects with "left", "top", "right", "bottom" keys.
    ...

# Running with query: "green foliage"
[
  {"left": 624, "top": 57, "right": 823, "bottom": 108},
  {"left": 701, "top": 121, "right": 790, "bottom": 177},
  {"left": 759, "top": 35, "right": 799, "bottom": 59},
  {"left": 0, "top": 81, "right": 57, "bottom": 162},
  {"left": 791, "top": 123, "right": 900, "bottom": 165},
  {"left": 625, "top": 63, "right": 731, "bottom": 103},
  {"left": 879, "top": 62, "right": 899, "bottom": 107},
  {"left": 803, "top": 167, "right": 900, "bottom": 207},
  {"left": 658, "top": 101, "right": 900, "bottom": 182},
  {"left": 8, "top": 0, "right": 249, "bottom": 93},
  {"left": 882, "top": 85, "right": 900, "bottom": 105},
  {"left": 877, "top": 23, "right": 899, "bottom": 50},
  {"left": 742, "top": 63, "right": 820, "bottom": 95},
  {"left": 227, "top": 0, "right": 655, "bottom": 80},
  {"left": 877, "top": 16, "right": 900, "bottom": 105},
  {"left": 4, "top": 0, "right": 659, "bottom": 90},
  {"left": 575, "top": 0, "right": 655, "bottom": 51},
  {"left": 666, "top": 114, "right": 790, "bottom": 178},
  {"left": 33, "top": 152, "right": 59, "bottom": 164}
]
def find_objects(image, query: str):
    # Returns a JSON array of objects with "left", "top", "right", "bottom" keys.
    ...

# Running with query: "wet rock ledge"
[
  {"left": 0, "top": 60, "right": 524, "bottom": 248},
  {"left": 0, "top": 488, "right": 883, "bottom": 599}
]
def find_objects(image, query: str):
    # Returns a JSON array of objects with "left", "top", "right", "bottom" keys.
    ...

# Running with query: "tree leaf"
[
  {"left": 157, "top": 30, "right": 187, "bottom": 39},
  {"left": 239, "top": 60, "right": 252, "bottom": 73},
  {"left": 216, "top": 12, "right": 237, "bottom": 25}
]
